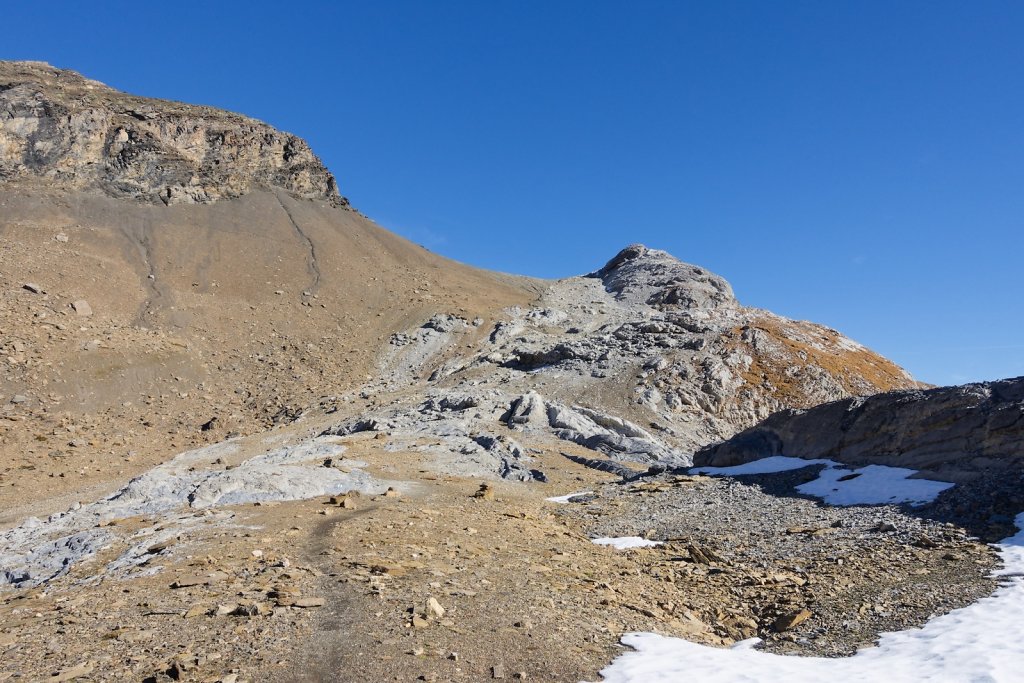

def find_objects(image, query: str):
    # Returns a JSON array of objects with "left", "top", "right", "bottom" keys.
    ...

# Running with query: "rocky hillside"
[
  {"left": 694, "top": 376, "right": 1024, "bottom": 480},
  {"left": 4, "top": 62, "right": 1012, "bottom": 683},
  {"left": 341, "top": 243, "right": 920, "bottom": 481},
  {"left": 0, "top": 62, "right": 923, "bottom": 516},
  {"left": 0, "top": 61, "right": 342, "bottom": 205}
]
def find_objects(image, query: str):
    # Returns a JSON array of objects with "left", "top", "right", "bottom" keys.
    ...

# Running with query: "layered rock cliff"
[
  {"left": 694, "top": 376, "right": 1024, "bottom": 479},
  {"left": 0, "top": 61, "right": 344, "bottom": 206}
]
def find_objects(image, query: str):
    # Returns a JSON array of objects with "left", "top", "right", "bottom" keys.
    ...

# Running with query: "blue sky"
[{"left": 4, "top": 1, "right": 1023, "bottom": 386}]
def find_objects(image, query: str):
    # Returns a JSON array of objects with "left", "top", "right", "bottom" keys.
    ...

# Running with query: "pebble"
[
  {"left": 772, "top": 609, "right": 813, "bottom": 632},
  {"left": 426, "top": 597, "right": 445, "bottom": 619},
  {"left": 53, "top": 662, "right": 93, "bottom": 682},
  {"left": 292, "top": 597, "right": 325, "bottom": 608}
]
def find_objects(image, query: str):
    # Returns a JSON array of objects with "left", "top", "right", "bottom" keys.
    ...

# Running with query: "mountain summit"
[{"left": 591, "top": 243, "right": 736, "bottom": 310}]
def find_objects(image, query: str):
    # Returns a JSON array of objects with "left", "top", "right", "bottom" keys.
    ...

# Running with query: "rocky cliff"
[
  {"left": 0, "top": 61, "right": 344, "bottom": 206},
  {"left": 693, "top": 376, "right": 1024, "bottom": 479}
]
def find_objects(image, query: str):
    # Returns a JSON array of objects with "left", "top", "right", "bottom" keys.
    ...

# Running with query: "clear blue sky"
[{"left": 5, "top": 1, "right": 1023, "bottom": 386}]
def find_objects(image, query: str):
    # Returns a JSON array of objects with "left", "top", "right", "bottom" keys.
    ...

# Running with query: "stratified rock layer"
[
  {"left": 693, "top": 377, "right": 1024, "bottom": 478},
  {"left": 0, "top": 61, "right": 344, "bottom": 205}
]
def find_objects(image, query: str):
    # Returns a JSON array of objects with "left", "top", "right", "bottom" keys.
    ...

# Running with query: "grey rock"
[
  {"left": 560, "top": 452, "right": 641, "bottom": 479},
  {"left": 506, "top": 391, "right": 549, "bottom": 428},
  {"left": 546, "top": 400, "right": 685, "bottom": 465},
  {"left": 377, "top": 314, "right": 468, "bottom": 388},
  {"left": 0, "top": 437, "right": 405, "bottom": 587},
  {"left": 470, "top": 254, "right": 917, "bottom": 457},
  {"left": 589, "top": 243, "right": 736, "bottom": 310}
]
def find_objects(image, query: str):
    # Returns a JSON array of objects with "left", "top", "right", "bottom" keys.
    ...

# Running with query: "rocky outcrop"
[
  {"left": 507, "top": 392, "right": 686, "bottom": 465},
  {"left": 466, "top": 246, "right": 919, "bottom": 453},
  {"left": 590, "top": 244, "right": 736, "bottom": 310},
  {"left": 336, "top": 246, "right": 920, "bottom": 470},
  {"left": 0, "top": 61, "right": 345, "bottom": 206},
  {"left": 693, "top": 377, "right": 1024, "bottom": 479}
]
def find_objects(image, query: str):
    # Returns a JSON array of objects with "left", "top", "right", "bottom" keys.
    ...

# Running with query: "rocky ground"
[
  {"left": 0, "top": 425, "right": 1003, "bottom": 682},
  {"left": 564, "top": 467, "right": 998, "bottom": 657}
]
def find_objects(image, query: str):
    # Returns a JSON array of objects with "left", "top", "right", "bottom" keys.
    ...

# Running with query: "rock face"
[
  {"left": 589, "top": 244, "right": 736, "bottom": 310},
  {"left": 0, "top": 61, "right": 344, "bottom": 206},
  {"left": 693, "top": 377, "right": 1024, "bottom": 478}
]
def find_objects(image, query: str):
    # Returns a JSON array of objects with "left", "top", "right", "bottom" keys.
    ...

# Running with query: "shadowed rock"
[{"left": 694, "top": 377, "right": 1024, "bottom": 480}]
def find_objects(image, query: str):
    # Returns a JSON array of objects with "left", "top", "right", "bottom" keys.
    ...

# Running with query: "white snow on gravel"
[
  {"left": 693, "top": 456, "right": 954, "bottom": 507},
  {"left": 546, "top": 491, "right": 594, "bottom": 504},
  {"left": 797, "top": 464, "right": 954, "bottom": 506},
  {"left": 592, "top": 537, "right": 664, "bottom": 550},
  {"left": 592, "top": 513, "right": 1024, "bottom": 682},
  {"left": 692, "top": 456, "right": 832, "bottom": 476}
]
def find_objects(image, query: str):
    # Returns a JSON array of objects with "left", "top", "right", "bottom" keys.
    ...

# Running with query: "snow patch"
[
  {"left": 592, "top": 537, "right": 663, "bottom": 550},
  {"left": 797, "top": 464, "right": 954, "bottom": 507},
  {"left": 693, "top": 456, "right": 954, "bottom": 507},
  {"left": 546, "top": 491, "right": 594, "bottom": 504},
  {"left": 693, "top": 455, "right": 832, "bottom": 476}
]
